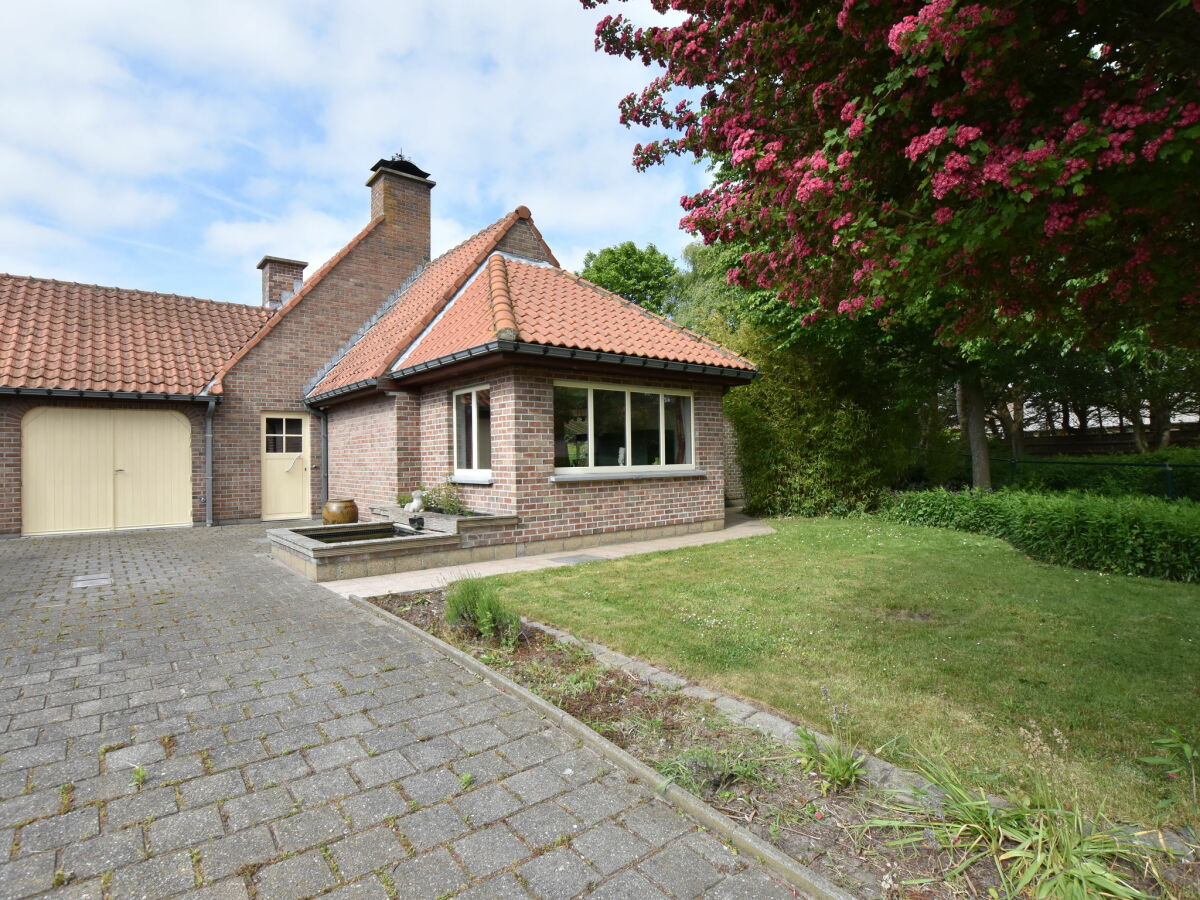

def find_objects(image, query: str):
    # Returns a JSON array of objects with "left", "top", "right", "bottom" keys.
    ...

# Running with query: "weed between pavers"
[{"left": 371, "top": 589, "right": 1197, "bottom": 898}]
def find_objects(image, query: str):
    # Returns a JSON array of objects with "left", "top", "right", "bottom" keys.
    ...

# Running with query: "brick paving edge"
[{"left": 343, "top": 592, "right": 859, "bottom": 900}]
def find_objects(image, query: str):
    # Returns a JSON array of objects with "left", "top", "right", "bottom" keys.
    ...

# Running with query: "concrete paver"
[{"left": 0, "top": 522, "right": 796, "bottom": 898}]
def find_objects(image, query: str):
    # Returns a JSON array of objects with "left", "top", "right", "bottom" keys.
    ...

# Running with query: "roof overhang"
[{"left": 0, "top": 386, "right": 220, "bottom": 403}]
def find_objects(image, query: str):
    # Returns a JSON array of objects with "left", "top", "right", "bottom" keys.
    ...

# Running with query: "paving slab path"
[{"left": 0, "top": 523, "right": 801, "bottom": 900}]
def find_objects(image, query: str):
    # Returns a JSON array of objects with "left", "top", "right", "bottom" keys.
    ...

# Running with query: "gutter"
[
  {"left": 304, "top": 342, "right": 758, "bottom": 407},
  {"left": 0, "top": 386, "right": 218, "bottom": 402},
  {"left": 390, "top": 340, "right": 760, "bottom": 382},
  {"left": 305, "top": 403, "right": 329, "bottom": 507},
  {"left": 204, "top": 398, "right": 217, "bottom": 527}
]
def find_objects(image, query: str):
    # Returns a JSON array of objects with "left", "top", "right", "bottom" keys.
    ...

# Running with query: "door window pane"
[
  {"left": 663, "top": 395, "right": 692, "bottom": 465},
  {"left": 629, "top": 392, "right": 660, "bottom": 465},
  {"left": 455, "top": 392, "right": 474, "bottom": 469},
  {"left": 285, "top": 419, "right": 302, "bottom": 435},
  {"left": 475, "top": 389, "right": 492, "bottom": 469},
  {"left": 285, "top": 433, "right": 303, "bottom": 453},
  {"left": 554, "top": 386, "right": 589, "bottom": 467},
  {"left": 265, "top": 417, "right": 284, "bottom": 453},
  {"left": 592, "top": 389, "right": 627, "bottom": 466}
]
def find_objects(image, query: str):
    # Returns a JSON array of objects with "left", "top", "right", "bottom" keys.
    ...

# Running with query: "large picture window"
[
  {"left": 552, "top": 381, "right": 694, "bottom": 472},
  {"left": 453, "top": 386, "right": 492, "bottom": 480}
]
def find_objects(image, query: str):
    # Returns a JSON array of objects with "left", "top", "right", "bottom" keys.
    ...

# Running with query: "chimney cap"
[
  {"left": 371, "top": 157, "right": 432, "bottom": 181},
  {"left": 256, "top": 255, "right": 308, "bottom": 270}
]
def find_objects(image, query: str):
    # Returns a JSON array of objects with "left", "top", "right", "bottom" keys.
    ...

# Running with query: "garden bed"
[{"left": 368, "top": 589, "right": 1196, "bottom": 898}]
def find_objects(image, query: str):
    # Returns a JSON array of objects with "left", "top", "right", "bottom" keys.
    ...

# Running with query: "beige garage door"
[{"left": 22, "top": 407, "right": 193, "bottom": 535}]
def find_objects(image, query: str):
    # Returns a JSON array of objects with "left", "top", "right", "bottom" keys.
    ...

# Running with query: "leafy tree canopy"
[
  {"left": 584, "top": 0, "right": 1200, "bottom": 348},
  {"left": 578, "top": 240, "right": 679, "bottom": 315}
]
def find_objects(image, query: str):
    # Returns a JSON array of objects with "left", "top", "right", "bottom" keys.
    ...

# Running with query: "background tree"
[
  {"left": 584, "top": 0, "right": 1200, "bottom": 487},
  {"left": 578, "top": 241, "right": 679, "bottom": 315}
]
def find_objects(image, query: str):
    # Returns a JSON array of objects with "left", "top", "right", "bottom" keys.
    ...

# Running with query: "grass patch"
[{"left": 483, "top": 517, "right": 1200, "bottom": 826}]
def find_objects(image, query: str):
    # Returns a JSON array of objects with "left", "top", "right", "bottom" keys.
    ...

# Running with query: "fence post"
[
  {"left": 1009, "top": 457, "right": 1018, "bottom": 486},
  {"left": 1165, "top": 463, "right": 1175, "bottom": 501}
]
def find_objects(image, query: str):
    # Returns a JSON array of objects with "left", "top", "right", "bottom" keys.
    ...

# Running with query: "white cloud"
[{"left": 0, "top": 0, "right": 701, "bottom": 301}]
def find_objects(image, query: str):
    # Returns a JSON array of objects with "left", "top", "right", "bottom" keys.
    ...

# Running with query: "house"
[{"left": 0, "top": 158, "right": 755, "bottom": 546}]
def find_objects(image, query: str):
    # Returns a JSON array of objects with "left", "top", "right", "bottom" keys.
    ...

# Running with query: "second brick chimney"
[
  {"left": 256, "top": 256, "right": 307, "bottom": 309},
  {"left": 367, "top": 157, "right": 434, "bottom": 264}
]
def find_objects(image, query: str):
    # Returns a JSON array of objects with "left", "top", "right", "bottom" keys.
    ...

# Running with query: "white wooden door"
[{"left": 261, "top": 413, "right": 311, "bottom": 520}]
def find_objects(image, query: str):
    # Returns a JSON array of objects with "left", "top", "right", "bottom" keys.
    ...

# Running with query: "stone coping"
[
  {"left": 370, "top": 506, "right": 520, "bottom": 534},
  {"left": 267, "top": 521, "right": 459, "bottom": 560}
]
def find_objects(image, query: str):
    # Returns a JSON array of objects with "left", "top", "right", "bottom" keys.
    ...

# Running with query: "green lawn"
[{"left": 485, "top": 517, "right": 1200, "bottom": 825}]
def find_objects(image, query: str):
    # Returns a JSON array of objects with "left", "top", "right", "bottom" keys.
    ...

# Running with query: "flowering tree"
[{"left": 585, "top": 0, "right": 1200, "bottom": 486}]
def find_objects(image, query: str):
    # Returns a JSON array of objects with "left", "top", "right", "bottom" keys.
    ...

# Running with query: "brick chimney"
[
  {"left": 367, "top": 157, "right": 434, "bottom": 263},
  {"left": 256, "top": 256, "right": 307, "bottom": 309}
]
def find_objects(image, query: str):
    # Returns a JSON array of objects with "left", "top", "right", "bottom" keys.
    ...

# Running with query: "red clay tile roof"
[
  {"left": 398, "top": 255, "right": 755, "bottom": 372},
  {"left": 308, "top": 209, "right": 531, "bottom": 396},
  {"left": 308, "top": 208, "right": 753, "bottom": 399},
  {"left": 207, "top": 216, "right": 385, "bottom": 394},
  {"left": 0, "top": 274, "right": 272, "bottom": 396}
]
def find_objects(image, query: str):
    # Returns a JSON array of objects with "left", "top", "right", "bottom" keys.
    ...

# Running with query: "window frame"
[
  {"left": 451, "top": 384, "right": 492, "bottom": 482},
  {"left": 552, "top": 379, "right": 696, "bottom": 475}
]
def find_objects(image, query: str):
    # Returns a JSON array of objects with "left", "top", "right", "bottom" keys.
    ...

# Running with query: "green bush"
[
  {"left": 881, "top": 489, "right": 1200, "bottom": 582},
  {"left": 445, "top": 579, "right": 520, "bottom": 642},
  {"left": 993, "top": 447, "right": 1200, "bottom": 501},
  {"left": 725, "top": 333, "right": 919, "bottom": 517},
  {"left": 421, "top": 479, "right": 468, "bottom": 515}
]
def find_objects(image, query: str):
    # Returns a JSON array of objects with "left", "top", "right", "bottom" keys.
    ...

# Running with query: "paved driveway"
[{"left": 0, "top": 524, "right": 794, "bottom": 900}]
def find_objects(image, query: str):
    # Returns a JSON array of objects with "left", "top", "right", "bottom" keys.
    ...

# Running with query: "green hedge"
[
  {"left": 880, "top": 489, "right": 1200, "bottom": 582},
  {"left": 992, "top": 448, "right": 1200, "bottom": 501}
]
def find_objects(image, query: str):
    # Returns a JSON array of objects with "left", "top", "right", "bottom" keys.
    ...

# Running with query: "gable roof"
[
  {"left": 307, "top": 207, "right": 542, "bottom": 397},
  {"left": 204, "top": 216, "right": 385, "bottom": 394},
  {"left": 308, "top": 208, "right": 753, "bottom": 400},
  {"left": 0, "top": 274, "right": 271, "bottom": 397}
]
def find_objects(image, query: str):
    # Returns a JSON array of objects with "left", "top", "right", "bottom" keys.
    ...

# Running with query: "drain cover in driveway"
[
  {"left": 552, "top": 554, "right": 605, "bottom": 564},
  {"left": 71, "top": 573, "right": 112, "bottom": 588}
]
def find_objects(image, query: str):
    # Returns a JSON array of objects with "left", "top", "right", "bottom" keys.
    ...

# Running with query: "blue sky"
[{"left": 1, "top": 0, "right": 701, "bottom": 306}]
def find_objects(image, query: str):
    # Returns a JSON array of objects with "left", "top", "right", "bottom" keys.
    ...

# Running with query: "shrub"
[
  {"left": 421, "top": 479, "right": 468, "bottom": 515},
  {"left": 881, "top": 489, "right": 1200, "bottom": 582},
  {"left": 993, "top": 448, "right": 1200, "bottom": 501},
  {"left": 445, "top": 579, "right": 520, "bottom": 643},
  {"left": 724, "top": 332, "right": 920, "bottom": 517}
]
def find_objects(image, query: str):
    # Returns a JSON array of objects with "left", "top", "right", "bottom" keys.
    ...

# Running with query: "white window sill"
[
  {"left": 549, "top": 469, "right": 707, "bottom": 483},
  {"left": 451, "top": 475, "right": 494, "bottom": 486}
]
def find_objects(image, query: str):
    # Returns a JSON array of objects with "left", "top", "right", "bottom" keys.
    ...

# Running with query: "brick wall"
[
  {"left": 0, "top": 397, "right": 206, "bottom": 534},
  {"left": 212, "top": 171, "right": 432, "bottom": 522},
  {"left": 722, "top": 413, "right": 745, "bottom": 504},
  {"left": 494, "top": 220, "right": 554, "bottom": 263},
  {"left": 327, "top": 393, "right": 400, "bottom": 521},
  {"left": 407, "top": 365, "right": 725, "bottom": 544}
]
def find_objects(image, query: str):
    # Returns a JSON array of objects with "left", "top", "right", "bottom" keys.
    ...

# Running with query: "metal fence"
[{"left": 987, "top": 455, "right": 1200, "bottom": 501}]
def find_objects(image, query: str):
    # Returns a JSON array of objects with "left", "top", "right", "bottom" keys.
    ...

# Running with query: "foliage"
[
  {"left": 585, "top": 0, "right": 1200, "bottom": 348},
  {"left": 1140, "top": 730, "right": 1199, "bottom": 826},
  {"left": 395, "top": 492, "right": 413, "bottom": 507},
  {"left": 989, "top": 447, "right": 1200, "bottom": 501},
  {"left": 420, "top": 479, "right": 467, "bottom": 515},
  {"left": 793, "top": 685, "right": 866, "bottom": 794},
  {"left": 725, "top": 329, "right": 922, "bottom": 516},
  {"left": 881, "top": 488, "right": 1200, "bottom": 582},
  {"left": 485, "top": 517, "right": 1200, "bottom": 824},
  {"left": 868, "top": 756, "right": 1162, "bottom": 898},
  {"left": 578, "top": 240, "right": 679, "bottom": 315},
  {"left": 444, "top": 579, "right": 520, "bottom": 644}
]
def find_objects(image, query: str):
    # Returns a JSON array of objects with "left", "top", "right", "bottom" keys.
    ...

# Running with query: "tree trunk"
[
  {"left": 1011, "top": 398, "right": 1025, "bottom": 457},
  {"left": 957, "top": 373, "right": 992, "bottom": 490},
  {"left": 1149, "top": 399, "right": 1172, "bottom": 450}
]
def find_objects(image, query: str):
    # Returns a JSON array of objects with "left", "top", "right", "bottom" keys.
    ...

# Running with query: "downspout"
[
  {"left": 306, "top": 402, "right": 329, "bottom": 507},
  {"left": 204, "top": 398, "right": 217, "bottom": 526}
]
